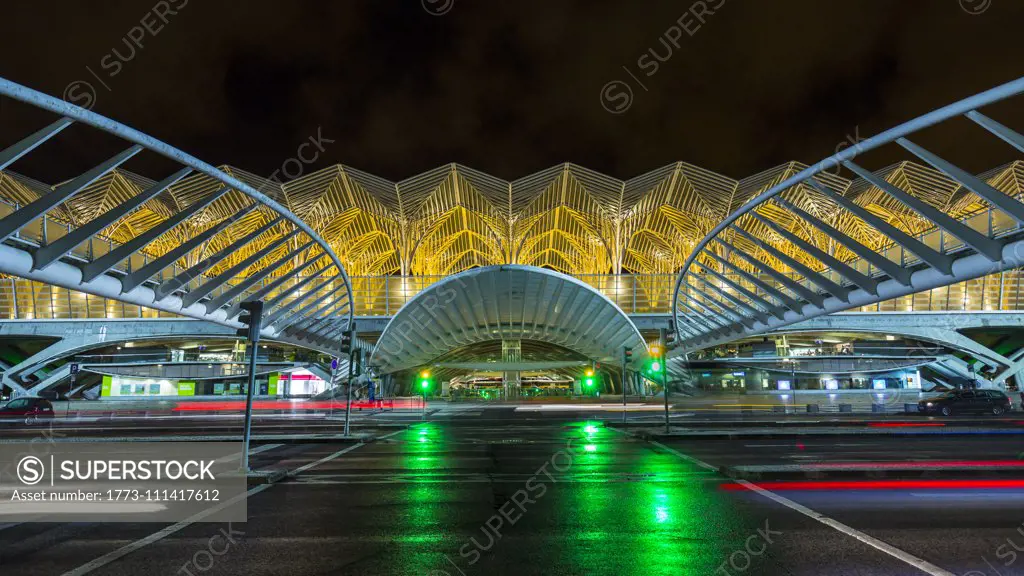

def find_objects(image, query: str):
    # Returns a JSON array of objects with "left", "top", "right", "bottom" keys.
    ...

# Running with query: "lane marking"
[
  {"left": 649, "top": 440, "right": 719, "bottom": 472},
  {"left": 213, "top": 443, "right": 284, "bottom": 464},
  {"left": 62, "top": 484, "right": 272, "bottom": 576},
  {"left": 62, "top": 428, "right": 408, "bottom": 576},
  {"left": 652, "top": 440, "right": 956, "bottom": 576}
]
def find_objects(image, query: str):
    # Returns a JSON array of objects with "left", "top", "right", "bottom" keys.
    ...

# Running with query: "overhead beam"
[
  {"left": 803, "top": 178, "right": 954, "bottom": 276},
  {"left": 32, "top": 167, "right": 193, "bottom": 271},
  {"left": 773, "top": 196, "right": 912, "bottom": 286},
  {"left": 79, "top": 187, "right": 230, "bottom": 283},
  {"left": 0, "top": 145, "right": 142, "bottom": 243},
  {"left": 898, "top": 137, "right": 1024, "bottom": 225},
  {"left": 180, "top": 230, "right": 299, "bottom": 308},
  {"left": 732, "top": 225, "right": 851, "bottom": 302},
  {"left": 223, "top": 253, "right": 327, "bottom": 320},
  {"left": 843, "top": 160, "right": 1002, "bottom": 261},
  {"left": 120, "top": 204, "right": 258, "bottom": 293},
  {"left": 0, "top": 117, "right": 73, "bottom": 171},
  {"left": 203, "top": 240, "right": 315, "bottom": 313},
  {"left": 155, "top": 215, "right": 282, "bottom": 300},
  {"left": 747, "top": 209, "right": 879, "bottom": 295}
]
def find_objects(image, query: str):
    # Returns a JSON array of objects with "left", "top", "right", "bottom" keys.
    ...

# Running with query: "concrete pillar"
[{"left": 502, "top": 339, "right": 522, "bottom": 400}]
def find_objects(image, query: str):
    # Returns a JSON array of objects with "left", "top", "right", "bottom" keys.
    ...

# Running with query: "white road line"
[
  {"left": 213, "top": 443, "right": 284, "bottom": 464},
  {"left": 62, "top": 429, "right": 407, "bottom": 576},
  {"left": 653, "top": 441, "right": 957, "bottom": 576},
  {"left": 649, "top": 440, "right": 719, "bottom": 472},
  {"left": 61, "top": 484, "right": 273, "bottom": 576}
]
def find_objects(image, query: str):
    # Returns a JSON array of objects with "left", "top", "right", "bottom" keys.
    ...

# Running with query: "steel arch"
[
  {"left": 672, "top": 76, "right": 1024, "bottom": 353},
  {"left": 0, "top": 77, "right": 354, "bottom": 353}
]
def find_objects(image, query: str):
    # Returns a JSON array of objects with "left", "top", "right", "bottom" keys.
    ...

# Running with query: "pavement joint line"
[
  {"left": 61, "top": 428, "right": 406, "bottom": 576},
  {"left": 651, "top": 439, "right": 957, "bottom": 576}
]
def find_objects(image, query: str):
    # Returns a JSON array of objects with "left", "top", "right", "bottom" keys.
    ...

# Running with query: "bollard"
[
  {"left": 838, "top": 403, "right": 853, "bottom": 413},
  {"left": 806, "top": 404, "right": 819, "bottom": 413},
  {"left": 872, "top": 403, "right": 886, "bottom": 413}
]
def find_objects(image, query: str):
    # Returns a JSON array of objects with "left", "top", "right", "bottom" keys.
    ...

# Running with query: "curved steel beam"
[
  {"left": 0, "top": 77, "right": 354, "bottom": 351},
  {"left": 672, "top": 76, "right": 1024, "bottom": 353}
]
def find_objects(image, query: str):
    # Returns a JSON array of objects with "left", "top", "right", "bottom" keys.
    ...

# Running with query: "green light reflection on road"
[
  {"left": 556, "top": 425, "right": 743, "bottom": 575},
  {"left": 399, "top": 425, "right": 451, "bottom": 572}
]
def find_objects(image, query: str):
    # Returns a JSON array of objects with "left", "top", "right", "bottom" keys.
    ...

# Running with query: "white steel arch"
[
  {"left": 672, "top": 76, "right": 1024, "bottom": 353},
  {"left": 0, "top": 77, "right": 354, "bottom": 353},
  {"left": 371, "top": 265, "right": 647, "bottom": 374}
]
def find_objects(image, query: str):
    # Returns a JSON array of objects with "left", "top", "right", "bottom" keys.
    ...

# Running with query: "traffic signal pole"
[
  {"left": 237, "top": 300, "right": 264, "bottom": 473},
  {"left": 660, "top": 328, "right": 670, "bottom": 434},
  {"left": 343, "top": 322, "right": 357, "bottom": 437},
  {"left": 242, "top": 338, "right": 260, "bottom": 470},
  {"left": 622, "top": 346, "right": 629, "bottom": 424}
]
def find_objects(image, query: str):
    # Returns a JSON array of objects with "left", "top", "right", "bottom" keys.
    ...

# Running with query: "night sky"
[{"left": 1, "top": 0, "right": 1022, "bottom": 184}]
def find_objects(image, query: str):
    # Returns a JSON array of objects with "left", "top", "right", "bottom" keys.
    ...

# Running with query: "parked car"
[
  {"left": 0, "top": 397, "right": 55, "bottom": 425},
  {"left": 918, "top": 389, "right": 1013, "bottom": 416}
]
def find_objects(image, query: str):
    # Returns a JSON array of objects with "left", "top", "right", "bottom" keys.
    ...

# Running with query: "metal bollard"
[
  {"left": 872, "top": 403, "right": 886, "bottom": 413},
  {"left": 806, "top": 404, "right": 819, "bottom": 413},
  {"left": 838, "top": 403, "right": 853, "bottom": 413}
]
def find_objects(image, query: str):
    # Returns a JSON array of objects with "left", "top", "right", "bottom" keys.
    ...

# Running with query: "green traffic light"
[
  {"left": 585, "top": 377, "right": 594, "bottom": 387},
  {"left": 651, "top": 360, "right": 662, "bottom": 372},
  {"left": 420, "top": 380, "right": 429, "bottom": 389}
]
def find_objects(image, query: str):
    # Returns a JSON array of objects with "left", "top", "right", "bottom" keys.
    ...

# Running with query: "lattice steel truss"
[
  {"left": 672, "top": 76, "right": 1024, "bottom": 353},
  {"left": 0, "top": 78, "right": 354, "bottom": 354}
]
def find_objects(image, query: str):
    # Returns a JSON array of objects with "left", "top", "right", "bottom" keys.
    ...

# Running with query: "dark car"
[
  {"left": 0, "top": 397, "right": 55, "bottom": 424},
  {"left": 918, "top": 389, "right": 1013, "bottom": 416}
]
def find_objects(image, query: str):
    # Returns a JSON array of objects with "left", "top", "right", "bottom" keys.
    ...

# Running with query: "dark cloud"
[{"left": 0, "top": 0, "right": 1021, "bottom": 184}]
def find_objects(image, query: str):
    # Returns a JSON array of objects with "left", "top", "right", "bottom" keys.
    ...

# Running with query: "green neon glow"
[{"left": 585, "top": 378, "right": 594, "bottom": 386}]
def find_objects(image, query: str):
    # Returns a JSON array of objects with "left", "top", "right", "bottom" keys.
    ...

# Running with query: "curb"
[
  {"left": 720, "top": 464, "right": 1024, "bottom": 481},
  {"left": 631, "top": 428, "right": 1024, "bottom": 440}
]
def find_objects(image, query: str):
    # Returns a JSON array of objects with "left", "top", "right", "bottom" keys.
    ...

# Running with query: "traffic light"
[
  {"left": 645, "top": 339, "right": 665, "bottom": 376},
  {"left": 663, "top": 324, "right": 678, "bottom": 353},
  {"left": 417, "top": 369, "right": 433, "bottom": 392},
  {"left": 236, "top": 300, "right": 264, "bottom": 343},
  {"left": 581, "top": 367, "right": 600, "bottom": 393}
]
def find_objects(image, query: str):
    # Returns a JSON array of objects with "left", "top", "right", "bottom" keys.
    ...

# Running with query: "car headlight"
[{"left": 926, "top": 402, "right": 933, "bottom": 407}]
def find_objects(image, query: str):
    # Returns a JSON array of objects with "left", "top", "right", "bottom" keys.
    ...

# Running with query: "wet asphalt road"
[{"left": 2, "top": 413, "right": 1024, "bottom": 575}]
